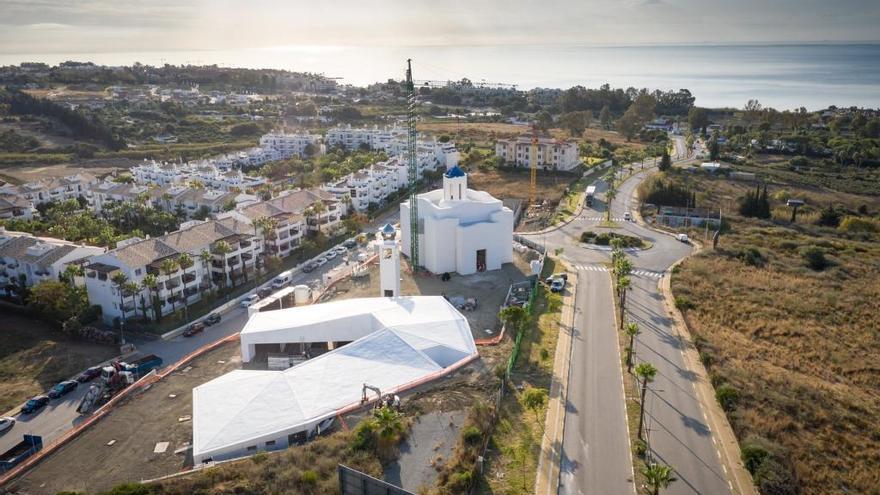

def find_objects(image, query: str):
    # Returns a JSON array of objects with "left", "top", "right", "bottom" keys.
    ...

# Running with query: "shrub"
[
  {"left": 251, "top": 451, "right": 268, "bottom": 464},
  {"left": 101, "top": 484, "right": 156, "bottom": 495},
  {"left": 674, "top": 296, "right": 694, "bottom": 311},
  {"left": 816, "top": 205, "right": 842, "bottom": 227},
  {"left": 737, "top": 247, "right": 765, "bottom": 267},
  {"left": 754, "top": 458, "right": 798, "bottom": 495},
  {"left": 801, "top": 247, "right": 828, "bottom": 271},
  {"left": 740, "top": 438, "right": 772, "bottom": 474},
  {"left": 715, "top": 384, "right": 740, "bottom": 412},
  {"left": 634, "top": 439, "right": 647, "bottom": 458},
  {"left": 447, "top": 470, "right": 473, "bottom": 492},
  {"left": 351, "top": 419, "right": 377, "bottom": 451},
  {"left": 838, "top": 215, "right": 880, "bottom": 233},
  {"left": 299, "top": 469, "right": 319, "bottom": 487},
  {"left": 462, "top": 426, "right": 482, "bottom": 446}
]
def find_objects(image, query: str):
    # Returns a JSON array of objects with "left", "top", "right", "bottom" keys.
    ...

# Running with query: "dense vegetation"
[
  {"left": 1, "top": 87, "right": 125, "bottom": 149},
  {"left": 2, "top": 197, "right": 180, "bottom": 248},
  {"left": 0, "top": 128, "right": 40, "bottom": 152}
]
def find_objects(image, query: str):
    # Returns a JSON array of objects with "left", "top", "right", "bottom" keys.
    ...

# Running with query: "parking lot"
[{"left": 7, "top": 342, "right": 242, "bottom": 495}]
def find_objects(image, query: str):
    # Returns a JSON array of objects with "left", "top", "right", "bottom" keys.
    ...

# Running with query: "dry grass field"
[
  {"left": 467, "top": 167, "right": 574, "bottom": 202},
  {"left": 418, "top": 122, "right": 645, "bottom": 150},
  {"left": 0, "top": 313, "right": 117, "bottom": 413},
  {"left": 664, "top": 171, "right": 880, "bottom": 494}
]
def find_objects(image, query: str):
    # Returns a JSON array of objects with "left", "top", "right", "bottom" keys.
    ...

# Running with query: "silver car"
[{"left": 0, "top": 416, "right": 15, "bottom": 433}]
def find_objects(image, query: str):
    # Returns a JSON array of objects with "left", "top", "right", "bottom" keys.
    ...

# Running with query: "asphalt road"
[
  {"left": 559, "top": 268, "right": 633, "bottom": 495},
  {"left": 526, "top": 160, "right": 731, "bottom": 494},
  {"left": 0, "top": 209, "right": 401, "bottom": 457}
]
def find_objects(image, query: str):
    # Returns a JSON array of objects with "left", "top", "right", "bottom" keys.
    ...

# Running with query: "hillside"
[{"left": 658, "top": 170, "right": 880, "bottom": 494}]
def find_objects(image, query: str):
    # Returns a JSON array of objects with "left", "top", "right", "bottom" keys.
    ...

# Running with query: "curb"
[{"left": 534, "top": 267, "right": 577, "bottom": 495}]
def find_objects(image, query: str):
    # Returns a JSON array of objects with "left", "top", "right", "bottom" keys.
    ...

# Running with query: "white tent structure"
[{"left": 192, "top": 296, "right": 478, "bottom": 464}]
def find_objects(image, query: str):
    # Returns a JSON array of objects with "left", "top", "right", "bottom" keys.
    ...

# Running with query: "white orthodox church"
[{"left": 400, "top": 166, "right": 513, "bottom": 275}]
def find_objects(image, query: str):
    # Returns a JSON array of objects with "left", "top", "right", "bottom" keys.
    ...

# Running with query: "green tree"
[
  {"left": 709, "top": 132, "right": 720, "bottom": 161},
  {"left": 499, "top": 305, "right": 528, "bottom": 333},
  {"left": 123, "top": 281, "right": 141, "bottom": 321},
  {"left": 641, "top": 463, "right": 677, "bottom": 495},
  {"left": 599, "top": 105, "right": 613, "bottom": 130},
  {"left": 522, "top": 387, "right": 548, "bottom": 431},
  {"left": 535, "top": 110, "right": 553, "bottom": 131},
  {"left": 635, "top": 362, "right": 658, "bottom": 440},
  {"left": 688, "top": 107, "right": 709, "bottom": 133},
  {"left": 28, "top": 280, "right": 87, "bottom": 324},
  {"left": 658, "top": 149, "right": 671, "bottom": 172},
  {"left": 625, "top": 322, "right": 641, "bottom": 373}
]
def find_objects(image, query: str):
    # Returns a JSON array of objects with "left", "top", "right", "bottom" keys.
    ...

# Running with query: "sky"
[{"left": 1, "top": 0, "right": 879, "bottom": 55}]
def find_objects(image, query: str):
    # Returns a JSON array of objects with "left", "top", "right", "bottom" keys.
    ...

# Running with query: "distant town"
[{"left": 0, "top": 60, "right": 877, "bottom": 495}]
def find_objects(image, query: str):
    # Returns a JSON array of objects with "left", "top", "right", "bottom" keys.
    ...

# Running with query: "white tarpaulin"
[{"left": 192, "top": 296, "right": 477, "bottom": 464}]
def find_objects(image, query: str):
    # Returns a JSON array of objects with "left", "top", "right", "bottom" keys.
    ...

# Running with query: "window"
[
  {"left": 266, "top": 440, "right": 276, "bottom": 447},
  {"left": 246, "top": 445, "right": 257, "bottom": 452},
  {"left": 135, "top": 268, "right": 142, "bottom": 276}
]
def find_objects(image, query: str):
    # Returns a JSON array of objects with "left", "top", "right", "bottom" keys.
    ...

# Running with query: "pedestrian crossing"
[
  {"left": 573, "top": 264, "right": 665, "bottom": 279},
  {"left": 583, "top": 216, "right": 627, "bottom": 222}
]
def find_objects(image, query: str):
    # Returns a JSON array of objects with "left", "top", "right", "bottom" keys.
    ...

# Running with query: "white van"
[
  {"left": 676, "top": 233, "right": 690, "bottom": 243},
  {"left": 271, "top": 270, "right": 293, "bottom": 289}
]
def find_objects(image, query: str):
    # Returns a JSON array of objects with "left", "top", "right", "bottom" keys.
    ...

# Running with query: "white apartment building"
[
  {"left": 0, "top": 172, "right": 99, "bottom": 206},
  {"left": 0, "top": 194, "right": 37, "bottom": 220},
  {"left": 84, "top": 217, "right": 262, "bottom": 325},
  {"left": 259, "top": 131, "right": 320, "bottom": 158},
  {"left": 0, "top": 229, "right": 105, "bottom": 297},
  {"left": 220, "top": 189, "right": 344, "bottom": 259},
  {"left": 131, "top": 160, "right": 266, "bottom": 192},
  {"left": 325, "top": 124, "right": 407, "bottom": 152},
  {"left": 322, "top": 147, "right": 451, "bottom": 213},
  {"left": 495, "top": 137, "right": 581, "bottom": 171}
]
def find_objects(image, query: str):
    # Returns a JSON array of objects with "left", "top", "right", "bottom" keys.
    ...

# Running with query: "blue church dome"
[{"left": 444, "top": 166, "right": 466, "bottom": 178}]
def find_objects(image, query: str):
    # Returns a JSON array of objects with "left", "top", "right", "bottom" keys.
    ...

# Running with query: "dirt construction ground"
[
  {"left": 7, "top": 342, "right": 242, "bottom": 495},
  {"left": 322, "top": 254, "right": 533, "bottom": 341}
]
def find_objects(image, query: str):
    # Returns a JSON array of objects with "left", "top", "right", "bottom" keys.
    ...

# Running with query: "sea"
[{"left": 2, "top": 43, "right": 879, "bottom": 111}]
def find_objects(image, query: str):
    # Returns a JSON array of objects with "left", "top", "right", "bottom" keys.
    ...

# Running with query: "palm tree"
[
  {"left": 642, "top": 463, "right": 676, "bottom": 495},
  {"left": 141, "top": 273, "right": 160, "bottom": 322},
  {"left": 213, "top": 240, "right": 233, "bottom": 290},
  {"left": 177, "top": 253, "right": 194, "bottom": 319},
  {"left": 625, "top": 322, "right": 640, "bottom": 373},
  {"left": 62, "top": 264, "right": 84, "bottom": 287},
  {"left": 161, "top": 192, "right": 173, "bottom": 212},
  {"left": 123, "top": 281, "right": 140, "bottom": 321},
  {"left": 160, "top": 258, "right": 180, "bottom": 315},
  {"left": 618, "top": 275, "right": 631, "bottom": 330},
  {"left": 111, "top": 272, "right": 129, "bottom": 324},
  {"left": 311, "top": 200, "right": 327, "bottom": 234},
  {"left": 636, "top": 362, "right": 658, "bottom": 440},
  {"left": 372, "top": 406, "right": 404, "bottom": 448},
  {"left": 199, "top": 249, "right": 214, "bottom": 297}
]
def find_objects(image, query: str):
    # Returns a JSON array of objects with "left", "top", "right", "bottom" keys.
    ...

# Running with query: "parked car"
[
  {"left": 204, "top": 313, "right": 221, "bottom": 326},
  {"left": 315, "top": 256, "right": 328, "bottom": 266},
  {"left": 240, "top": 294, "right": 260, "bottom": 308},
  {"left": 257, "top": 287, "right": 273, "bottom": 298},
  {"left": 550, "top": 278, "right": 566, "bottom": 293},
  {"left": 325, "top": 251, "right": 337, "bottom": 260},
  {"left": 334, "top": 245, "right": 347, "bottom": 254},
  {"left": 21, "top": 396, "right": 49, "bottom": 414},
  {"left": 623, "top": 211, "right": 632, "bottom": 221},
  {"left": 545, "top": 273, "right": 568, "bottom": 285},
  {"left": 0, "top": 417, "right": 14, "bottom": 433},
  {"left": 76, "top": 366, "right": 102, "bottom": 383},
  {"left": 47, "top": 381, "right": 78, "bottom": 399},
  {"left": 676, "top": 233, "right": 690, "bottom": 243},
  {"left": 342, "top": 239, "right": 357, "bottom": 249},
  {"left": 183, "top": 322, "right": 205, "bottom": 337},
  {"left": 303, "top": 262, "right": 318, "bottom": 273}
]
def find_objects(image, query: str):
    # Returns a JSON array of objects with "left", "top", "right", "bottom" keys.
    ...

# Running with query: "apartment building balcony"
[
  {"left": 182, "top": 272, "right": 197, "bottom": 284},
  {"left": 227, "top": 257, "right": 240, "bottom": 267},
  {"left": 164, "top": 278, "right": 181, "bottom": 291}
]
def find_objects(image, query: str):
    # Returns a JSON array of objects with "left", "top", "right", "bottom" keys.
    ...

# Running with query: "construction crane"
[
  {"left": 529, "top": 123, "right": 539, "bottom": 206},
  {"left": 405, "top": 59, "right": 420, "bottom": 272}
]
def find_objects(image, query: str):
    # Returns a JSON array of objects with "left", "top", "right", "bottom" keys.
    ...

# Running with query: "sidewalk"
[{"left": 534, "top": 270, "right": 577, "bottom": 494}]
